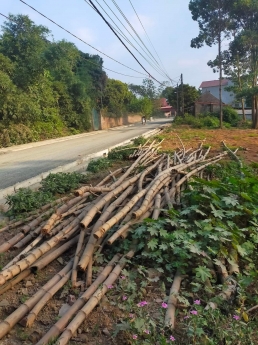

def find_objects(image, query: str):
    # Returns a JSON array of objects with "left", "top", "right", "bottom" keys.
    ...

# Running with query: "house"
[
  {"left": 195, "top": 91, "right": 226, "bottom": 114},
  {"left": 199, "top": 79, "right": 236, "bottom": 106},
  {"left": 159, "top": 98, "right": 176, "bottom": 117}
]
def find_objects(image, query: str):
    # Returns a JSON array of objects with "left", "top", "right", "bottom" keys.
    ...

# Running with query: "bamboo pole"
[
  {"left": 86, "top": 255, "right": 93, "bottom": 287},
  {"left": 13, "top": 221, "right": 45, "bottom": 249},
  {"left": 0, "top": 269, "right": 31, "bottom": 295},
  {"left": 0, "top": 261, "right": 73, "bottom": 340},
  {"left": 152, "top": 194, "right": 162, "bottom": 220},
  {"left": 25, "top": 270, "right": 72, "bottom": 327},
  {"left": 36, "top": 254, "right": 121, "bottom": 345},
  {"left": 94, "top": 189, "right": 147, "bottom": 239},
  {"left": 30, "top": 235, "right": 79, "bottom": 273},
  {"left": 0, "top": 232, "right": 25, "bottom": 253},
  {"left": 57, "top": 251, "right": 134, "bottom": 345},
  {"left": 80, "top": 173, "right": 140, "bottom": 229},
  {"left": 165, "top": 269, "right": 183, "bottom": 329},
  {"left": 71, "top": 229, "right": 86, "bottom": 287}
]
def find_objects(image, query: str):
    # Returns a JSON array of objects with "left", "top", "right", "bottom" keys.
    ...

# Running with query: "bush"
[
  {"left": 6, "top": 188, "right": 53, "bottom": 216},
  {"left": 41, "top": 172, "right": 85, "bottom": 194},
  {"left": 174, "top": 114, "right": 220, "bottom": 128},
  {"left": 215, "top": 106, "right": 239, "bottom": 126},
  {"left": 87, "top": 157, "right": 111, "bottom": 173},
  {"left": 108, "top": 146, "right": 134, "bottom": 161}
]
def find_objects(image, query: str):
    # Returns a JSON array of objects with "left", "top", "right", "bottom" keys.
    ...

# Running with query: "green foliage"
[
  {"left": 165, "top": 84, "right": 200, "bottom": 113},
  {"left": 6, "top": 188, "right": 53, "bottom": 216},
  {"left": 215, "top": 106, "right": 239, "bottom": 126},
  {"left": 174, "top": 114, "right": 221, "bottom": 128},
  {"left": 87, "top": 157, "right": 112, "bottom": 173},
  {"left": 41, "top": 172, "right": 85, "bottom": 195},
  {"left": 128, "top": 97, "right": 153, "bottom": 117},
  {"left": 108, "top": 146, "right": 135, "bottom": 161}
]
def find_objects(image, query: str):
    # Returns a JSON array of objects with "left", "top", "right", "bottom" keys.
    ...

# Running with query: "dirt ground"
[{"left": 160, "top": 127, "right": 258, "bottom": 163}]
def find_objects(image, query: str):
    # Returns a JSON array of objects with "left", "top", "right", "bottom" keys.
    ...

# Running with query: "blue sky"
[{"left": 1, "top": 0, "right": 222, "bottom": 88}]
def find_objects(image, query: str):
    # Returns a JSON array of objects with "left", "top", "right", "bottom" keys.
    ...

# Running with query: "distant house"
[
  {"left": 160, "top": 98, "right": 176, "bottom": 117},
  {"left": 195, "top": 91, "right": 226, "bottom": 114},
  {"left": 199, "top": 79, "right": 236, "bottom": 106}
]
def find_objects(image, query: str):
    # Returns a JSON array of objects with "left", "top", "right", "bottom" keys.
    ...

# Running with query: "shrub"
[
  {"left": 87, "top": 157, "right": 112, "bottom": 173},
  {"left": 6, "top": 188, "right": 53, "bottom": 216},
  {"left": 41, "top": 172, "right": 85, "bottom": 194},
  {"left": 108, "top": 146, "right": 135, "bottom": 161}
]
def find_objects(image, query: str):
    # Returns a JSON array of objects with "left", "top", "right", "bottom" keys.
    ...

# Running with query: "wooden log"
[
  {"left": 165, "top": 269, "right": 183, "bottom": 329},
  {"left": 13, "top": 221, "right": 45, "bottom": 249},
  {"left": 152, "top": 194, "right": 162, "bottom": 220},
  {"left": 0, "top": 269, "right": 31, "bottom": 295},
  {"left": 0, "top": 261, "right": 73, "bottom": 340},
  {"left": 57, "top": 251, "right": 134, "bottom": 345},
  {"left": 36, "top": 254, "right": 121, "bottom": 345}
]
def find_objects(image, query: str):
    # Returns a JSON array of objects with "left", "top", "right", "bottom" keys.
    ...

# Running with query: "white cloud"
[{"left": 129, "top": 14, "right": 155, "bottom": 36}]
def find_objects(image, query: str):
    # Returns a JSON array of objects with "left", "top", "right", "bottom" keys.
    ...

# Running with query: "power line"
[
  {"left": 17, "top": 0, "right": 148, "bottom": 77},
  {"left": 0, "top": 12, "right": 145, "bottom": 79},
  {"left": 128, "top": 0, "right": 173, "bottom": 82},
  {"left": 87, "top": 0, "right": 162, "bottom": 85},
  {"left": 97, "top": 0, "right": 168, "bottom": 78},
  {"left": 83, "top": 0, "right": 169, "bottom": 80},
  {"left": 110, "top": 0, "right": 161, "bottom": 68}
]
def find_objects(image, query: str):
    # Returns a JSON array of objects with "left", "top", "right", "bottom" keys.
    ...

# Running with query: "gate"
[{"left": 92, "top": 108, "right": 100, "bottom": 130}]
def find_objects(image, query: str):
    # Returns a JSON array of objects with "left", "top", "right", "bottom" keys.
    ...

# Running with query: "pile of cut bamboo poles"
[{"left": 0, "top": 139, "right": 229, "bottom": 344}]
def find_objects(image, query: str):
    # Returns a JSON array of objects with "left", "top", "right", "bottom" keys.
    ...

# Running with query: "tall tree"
[
  {"left": 189, "top": 0, "right": 232, "bottom": 127},
  {"left": 163, "top": 84, "right": 200, "bottom": 114},
  {"left": 229, "top": 0, "right": 258, "bottom": 128}
]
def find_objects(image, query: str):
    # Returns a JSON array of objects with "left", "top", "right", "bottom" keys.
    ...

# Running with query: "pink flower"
[
  {"left": 233, "top": 315, "right": 240, "bottom": 320},
  {"left": 107, "top": 285, "right": 113, "bottom": 289},
  {"left": 122, "top": 296, "right": 127, "bottom": 301},
  {"left": 184, "top": 315, "right": 190, "bottom": 319},
  {"left": 170, "top": 335, "right": 176, "bottom": 341},
  {"left": 120, "top": 275, "right": 126, "bottom": 280},
  {"left": 132, "top": 334, "right": 138, "bottom": 340},
  {"left": 194, "top": 299, "right": 201, "bottom": 305},
  {"left": 137, "top": 301, "right": 148, "bottom": 307},
  {"left": 129, "top": 313, "right": 134, "bottom": 318},
  {"left": 162, "top": 302, "right": 168, "bottom": 308},
  {"left": 190, "top": 310, "right": 198, "bottom": 315},
  {"left": 144, "top": 329, "right": 150, "bottom": 334}
]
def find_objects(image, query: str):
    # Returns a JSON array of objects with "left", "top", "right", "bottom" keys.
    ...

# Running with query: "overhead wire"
[
  {"left": 17, "top": 0, "right": 149, "bottom": 77},
  {"left": 128, "top": 0, "right": 173, "bottom": 82},
  {"left": 83, "top": 0, "right": 170, "bottom": 80},
  {"left": 0, "top": 12, "right": 145, "bottom": 79},
  {"left": 87, "top": 0, "right": 162, "bottom": 85}
]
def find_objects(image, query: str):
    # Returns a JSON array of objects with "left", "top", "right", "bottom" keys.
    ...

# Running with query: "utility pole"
[{"left": 181, "top": 73, "right": 184, "bottom": 115}]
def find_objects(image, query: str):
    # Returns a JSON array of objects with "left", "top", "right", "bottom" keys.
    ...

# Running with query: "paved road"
[{"left": 0, "top": 119, "right": 171, "bottom": 189}]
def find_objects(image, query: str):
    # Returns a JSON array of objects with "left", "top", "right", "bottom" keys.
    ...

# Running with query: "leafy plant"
[
  {"left": 87, "top": 157, "right": 112, "bottom": 173},
  {"left": 6, "top": 188, "right": 53, "bottom": 216},
  {"left": 41, "top": 172, "right": 85, "bottom": 194}
]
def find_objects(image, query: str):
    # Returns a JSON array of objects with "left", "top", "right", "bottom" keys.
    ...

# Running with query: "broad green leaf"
[
  {"left": 195, "top": 266, "right": 212, "bottom": 282},
  {"left": 147, "top": 238, "right": 158, "bottom": 250}
]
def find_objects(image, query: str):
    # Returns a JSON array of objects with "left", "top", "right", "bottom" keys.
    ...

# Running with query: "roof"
[
  {"left": 195, "top": 91, "right": 225, "bottom": 105},
  {"left": 161, "top": 106, "right": 172, "bottom": 112},
  {"left": 160, "top": 98, "right": 169, "bottom": 107},
  {"left": 200, "top": 79, "right": 229, "bottom": 88}
]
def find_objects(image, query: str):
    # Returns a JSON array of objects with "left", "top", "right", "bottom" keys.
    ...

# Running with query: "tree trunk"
[{"left": 218, "top": 32, "right": 223, "bottom": 128}]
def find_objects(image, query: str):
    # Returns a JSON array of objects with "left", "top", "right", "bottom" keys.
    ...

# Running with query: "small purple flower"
[
  {"left": 132, "top": 334, "right": 138, "bottom": 340},
  {"left": 122, "top": 296, "right": 127, "bottom": 301},
  {"left": 144, "top": 329, "right": 150, "bottom": 334},
  {"left": 129, "top": 313, "right": 134, "bottom": 318},
  {"left": 184, "top": 315, "right": 190, "bottom": 319},
  {"left": 190, "top": 310, "right": 198, "bottom": 315},
  {"left": 120, "top": 275, "right": 126, "bottom": 280},
  {"left": 170, "top": 335, "right": 176, "bottom": 341},
  {"left": 233, "top": 315, "right": 240, "bottom": 320},
  {"left": 137, "top": 301, "right": 148, "bottom": 307},
  {"left": 162, "top": 302, "right": 168, "bottom": 308},
  {"left": 107, "top": 285, "right": 113, "bottom": 289},
  {"left": 194, "top": 299, "right": 201, "bottom": 305}
]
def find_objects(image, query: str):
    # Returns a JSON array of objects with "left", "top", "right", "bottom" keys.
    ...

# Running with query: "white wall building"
[{"left": 200, "top": 79, "right": 236, "bottom": 106}]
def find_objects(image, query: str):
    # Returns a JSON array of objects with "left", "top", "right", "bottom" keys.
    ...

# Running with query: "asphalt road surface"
[{"left": 0, "top": 119, "right": 171, "bottom": 189}]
